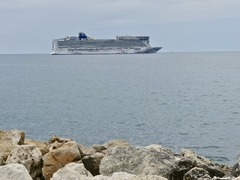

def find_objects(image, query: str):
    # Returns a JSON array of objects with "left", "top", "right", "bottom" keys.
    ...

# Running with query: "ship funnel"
[{"left": 79, "top": 32, "right": 87, "bottom": 40}]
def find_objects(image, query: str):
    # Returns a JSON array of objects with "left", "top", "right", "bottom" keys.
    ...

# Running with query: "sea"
[{"left": 0, "top": 52, "right": 240, "bottom": 166}]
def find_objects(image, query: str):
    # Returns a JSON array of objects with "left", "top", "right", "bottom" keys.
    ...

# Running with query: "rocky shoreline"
[{"left": 0, "top": 129, "right": 240, "bottom": 180}]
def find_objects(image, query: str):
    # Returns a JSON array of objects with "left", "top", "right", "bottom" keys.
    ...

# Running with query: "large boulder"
[
  {"left": 100, "top": 144, "right": 178, "bottom": 179},
  {"left": 6, "top": 145, "right": 43, "bottom": 180},
  {"left": 51, "top": 163, "right": 92, "bottom": 180},
  {"left": 42, "top": 141, "right": 82, "bottom": 180},
  {"left": 0, "top": 129, "right": 25, "bottom": 160},
  {"left": 0, "top": 163, "right": 33, "bottom": 180},
  {"left": 24, "top": 139, "right": 49, "bottom": 155}
]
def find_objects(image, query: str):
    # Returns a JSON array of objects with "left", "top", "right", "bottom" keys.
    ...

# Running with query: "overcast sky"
[{"left": 0, "top": 0, "right": 240, "bottom": 54}]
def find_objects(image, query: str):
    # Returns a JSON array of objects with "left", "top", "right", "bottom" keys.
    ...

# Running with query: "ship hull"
[{"left": 51, "top": 47, "right": 162, "bottom": 55}]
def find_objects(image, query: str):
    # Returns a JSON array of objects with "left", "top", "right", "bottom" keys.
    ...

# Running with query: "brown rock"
[
  {"left": 48, "top": 135, "right": 73, "bottom": 150},
  {"left": 0, "top": 129, "right": 25, "bottom": 160},
  {"left": 42, "top": 151, "right": 63, "bottom": 180},
  {"left": 24, "top": 139, "right": 49, "bottom": 155},
  {"left": 52, "top": 141, "right": 81, "bottom": 165},
  {"left": 42, "top": 141, "right": 81, "bottom": 180}
]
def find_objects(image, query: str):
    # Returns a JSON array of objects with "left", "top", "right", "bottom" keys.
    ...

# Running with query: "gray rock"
[
  {"left": 129, "top": 175, "right": 168, "bottom": 180},
  {"left": 232, "top": 162, "right": 240, "bottom": 177},
  {"left": 170, "top": 158, "right": 195, "bottom": 180},
  {"left": 100, "top": 144, "right": 177, "bottom": 179},
  {"left": 234, "top": 176, "right": 240, "bottom": 180},
  {"left": 103, "top": 139, "right": 130, "bottom": 149},
  {"left": 107, "top": 172, "right": 135, "bottom": 180},
  {"left": 91, "top": 144, "right": 107, "bottom": 153},
  {"left": 6, "top": 145, "right": 42, "bottom": 180},
  {"left": 232, "top": 152, "right": 240, "bottom": 177},
  {"left": 50, "top": 163, "right": 92, "bottom": 180},
  {"left": 82, "top": 152, "right": 105, "bottom": 176},
  {"left": 181, "top": 149, "right": 226, "bottom": 177},
  {"left": 0, "top": 129, "right": 25, "bottom": 160},
  {"left": 0, "top": 163, "right": 33, "bottom": 180},
  {"left": 78, "top": 144, "right": 97, "bottom": 156},
  {"left": 183, "top": 167, "right": 209, "bottom": 180},
  {"left": 0, "top": 156, "right": 5, "bottom": 166},
  {"left": 109, "top": 172, "right": 168, "bottom": 180},
  {"left": 92, "top": 175, "right": 108, "bottom": 180}
]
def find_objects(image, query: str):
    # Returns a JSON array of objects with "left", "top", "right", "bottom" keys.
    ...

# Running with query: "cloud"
[{"left": 1, "top": 0, "right": 240, "bottom": 53}]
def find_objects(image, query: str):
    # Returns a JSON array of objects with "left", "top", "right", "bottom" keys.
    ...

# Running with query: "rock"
[
  {"left": 0, "top": 129, "right": 25, "bottom": 160},
  {"left": 52, "top": 141, "right": 81, "bottom": 165},
  {"left": 82, "top": 152, "right": 105, "bottom": 176},
  {"left": 183, "top": 167, "right": 210, "bottom": 180},
  {"left": 24, "top": 139, "right": 49, "bottom": 155},
  {"left": 195, "top": 174, "right": 212, "bottom": 180},
  {"left": 107, "top": 172, "right": 168, "bottom": 180},
  {"left": 48, "top": 135, "right": 73, "bottom": 150},
  {"left": 98, "top": 172, "right": 167, "bottom": 180},
  {"left": 42, "top": 152, "right": 63, "bottom": 180},
  {"left": 100, "top": 145, "right": 177, "bottom": 179},
  {"left": 170, "top": 158, "right": 195, "bottom": 180},
  {"left": 107, "top": 172, "right": 135, "bottom": 180},
  {"left": 91, "top": 144, "right": 107, "bottom": 153},
  {"left": 181, "top": 149, "right": 225, "bottom": 177},
  {"left": 0, "top": 163, "right": 33, "bottom": 180},
  {"left": 42, "top": 141, "right": 82, "bottom": 180},
  {"left": 232, "top": 152, "right": 240, "bottom": 177},
  {"left": 232, "top": 163, "right": 240, "bottom": 177},
  {"left": 48, "top": 135, "right": 73, "bottom": 144},
  {"left": 0, "top": 156, "right": 5, "bottom": 166},
  {"left": 129, "top": 175, "right": 168, "bottom": 180},
  {"left": 6, "top": 145, "right": 43, "bottom": 180},
  {"left": 79, "top": 144, "right": 97, "bottom": 156},
  {"left": 234, "top": 176, "right": 240, "bottom": 180},
  {"left": 92, "top": 175, "right": 108, "bottom": 180},
  {"left": 50, "top": 163, "right": 92, "bottom": 180},
  {"left": 103, "top": 139, "right": 130, "bottom": 149}
]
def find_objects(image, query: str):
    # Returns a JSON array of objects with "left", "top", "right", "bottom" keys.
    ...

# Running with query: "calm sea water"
[{"left": 0, "top": 52, "right": 240, "bottom": 165}]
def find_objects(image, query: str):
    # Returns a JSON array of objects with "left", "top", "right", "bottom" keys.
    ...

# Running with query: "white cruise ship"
[{"left": 51, "top": 32, "right": 162, "bottom": 55}]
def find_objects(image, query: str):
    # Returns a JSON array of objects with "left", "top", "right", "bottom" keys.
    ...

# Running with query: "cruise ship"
[{"left": 51, "top": 32, "right": 162, "bottom": 55}]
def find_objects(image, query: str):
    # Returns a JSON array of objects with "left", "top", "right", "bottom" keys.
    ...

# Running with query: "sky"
[{"left": 0, "top": 0, "right": 240, "bottom": 54}]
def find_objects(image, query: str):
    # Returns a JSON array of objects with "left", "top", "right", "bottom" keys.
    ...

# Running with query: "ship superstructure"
[{"left": 51, "top": 32, "right": 162, "bottom": 55}]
